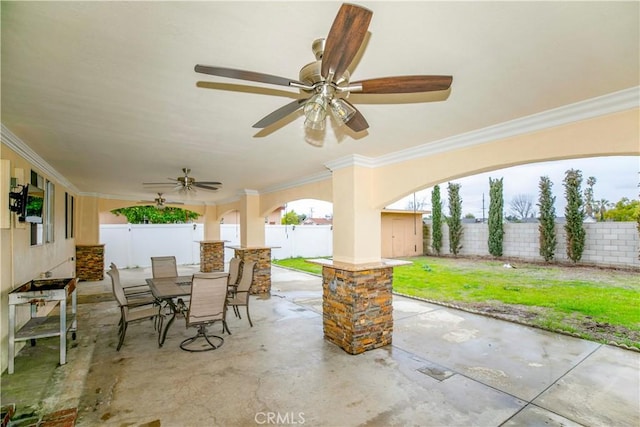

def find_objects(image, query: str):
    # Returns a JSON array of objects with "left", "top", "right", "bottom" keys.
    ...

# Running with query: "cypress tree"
[
  {"left": 537, "top": 176, "right": 557, "bottom": 262},
  {"left": 563, "top": 169, "right": 586, "bottom": 262},
  {"left": 447, "top": 182, "right": 463, "bottom": 255},
  {"left": 488, "top": 177, "right": 504, "bottom": 257},
  {"left": 431, "top": 185, "right": 443, "bottom": 255}
]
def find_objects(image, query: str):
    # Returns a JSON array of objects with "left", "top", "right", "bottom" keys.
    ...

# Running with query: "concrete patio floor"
[{"left": 2, "top": 265, "right": 638, "bottom": 426}]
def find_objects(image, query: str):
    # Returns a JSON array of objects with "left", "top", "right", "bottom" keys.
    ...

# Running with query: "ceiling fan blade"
[
  {"left": 351, "top": 75, "right": 453, "bottom": 94},
  {"left": 194, "top": 183, "right": 220, "bottom": 191},
  {"left": 143, "top": 182, "right": 175, "bottom": 186},
  {"left": 253, "top": 98, "right": 308, "bottom": 128},
  {"left": 343, "top": 100, "right": 369, "bottom": 132},
  {"left": 196, "top": 181, "right": 222, "bottom": 185},
  {"left": 321, "top": 4, "right": 372, "bottom": 81},
  {"left": 195, "top": 65, "right": 303, "bottom": 88}
]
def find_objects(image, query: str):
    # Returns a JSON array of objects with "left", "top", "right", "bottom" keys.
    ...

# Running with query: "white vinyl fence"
[{"left": 100, "top": 224, "right": 333, "bottom": 268}]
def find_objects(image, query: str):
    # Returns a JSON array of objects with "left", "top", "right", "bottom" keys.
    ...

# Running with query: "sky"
[{"left": 286, "top": 156, "right": 639, "bottom": 219}]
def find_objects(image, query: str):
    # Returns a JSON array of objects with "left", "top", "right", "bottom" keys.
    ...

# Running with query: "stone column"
[
  {"left": 317, "top": 261, "right": 394, "bottom": 354},
  {"left": 75, "top": 244, "right": 105, "bottom": 281},
  {"left": 199, "top": 240, "right": 225, "bottom": 272},
  {"left": 232, "top": 247, "right": 271, "bottom": 294}
]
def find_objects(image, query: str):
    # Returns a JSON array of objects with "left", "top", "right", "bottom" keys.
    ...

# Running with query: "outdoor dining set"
[{"left": 106, "top": 256, "right": 255, "bottom": 352}]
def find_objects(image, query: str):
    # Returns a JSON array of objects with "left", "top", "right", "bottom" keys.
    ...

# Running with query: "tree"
[
  {"left": 509, "top": 194, "right": 535, "bottom": 221},
  {"left": 431, "top": 185, "right": 443, "bottom": 255},
  {"left": 488, "top": 177, "right": 504, "bottom": 257},
  {"left": 405, "top": 193, "right": 429, "bottom": 211},
  {"left": 447, "top": 182, "right": 463, "bottom": 255},
  {"left": 603, "top": 198, "right": 640, "bottom": 222},
  {"left": 281, "top": 210, "right": 302, "bottom": 225},
  {"left": 111, "top": 206, "right": 201, "bottom": 224},
  {"left": 584, "top": 176, "right": 597, "bottom": 218},
  {"left": 537, "top": 176, "right": 557, "bottom": 262},
  {"left": 563, "top": 169, "right": 586, "bottom": 262},
  {"left": 597, "top": 199, "right": 611, "bottom": 221}
]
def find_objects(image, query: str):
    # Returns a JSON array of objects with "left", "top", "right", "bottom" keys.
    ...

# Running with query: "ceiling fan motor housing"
[{"left": 299, "top": 38, "right": 350, "bottom": 98}]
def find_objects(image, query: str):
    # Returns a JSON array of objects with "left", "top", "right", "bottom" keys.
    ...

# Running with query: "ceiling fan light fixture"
[
  {"left": 303, "top": 94, "right": 328, "bottom": 130},
  {"left": 329, "top": 98, "right": 356, "bottom": 125}
]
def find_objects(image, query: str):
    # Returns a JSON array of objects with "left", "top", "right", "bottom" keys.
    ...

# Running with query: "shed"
[{"left": 381, "top": 209, "right": 429, "bottom": 258}]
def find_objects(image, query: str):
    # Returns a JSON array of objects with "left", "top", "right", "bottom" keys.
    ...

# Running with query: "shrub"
[
  {"left": 488, "top": 177, "right": 504, "bottom": 257},
  {"left": 537, "top": 176, "right": 557, "bottom": 262},
  {"left": 447, "top": 182, "right": 463, "bottom": 255},
  {"left": 563, "top": 169, "right": 586, "bottom": 262},
  {"left": 431, "top": 185, "right": 443, "bottom": 255}
]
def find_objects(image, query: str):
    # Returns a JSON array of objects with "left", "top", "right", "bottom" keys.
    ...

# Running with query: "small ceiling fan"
[
  {"left": 138, "top": 193, "right": 184, "bottom": 210},
  {"left": 143, "top": 168, "right": 222, "bottom": 193},
  {"left": 195, "top": 3, "right": 452, "bottom": 133}
]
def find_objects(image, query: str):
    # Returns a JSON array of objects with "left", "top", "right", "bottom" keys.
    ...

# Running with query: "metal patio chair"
[
  {"left": 180, "top": 275, "right": 231, "bottom": 352},
  {"left": 151, "top": 256, "right": 178, "bottom": 278},
  {"left": 227, "top": 260, "right": 256, "bottom": 327},
  {"left": 109, "top": 262, "right": 154, "bottom": 300},
  {"left": 107, "top": 267, "right": 162, "bottom": 351},
  {"left": 226, "top": 257, "right": 242, "bottom": 293}
]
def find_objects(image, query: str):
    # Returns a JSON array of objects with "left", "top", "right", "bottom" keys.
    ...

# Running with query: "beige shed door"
[{"left": 392, "top": 219, "right": 405, "bottom": 257}]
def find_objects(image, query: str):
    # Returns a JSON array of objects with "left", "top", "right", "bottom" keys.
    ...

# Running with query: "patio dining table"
[{"left": 147, "top": 273, "right": 228, "bottom": 346}]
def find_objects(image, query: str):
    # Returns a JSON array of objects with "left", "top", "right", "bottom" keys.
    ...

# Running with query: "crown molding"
[
  {"left": 260, "top": 170, "right": 332, "bottom": 194},
  {"left": 213, "top": 196, "right": 240, "bottom": 206},
  {"left": 1, "top": 124, "right": 81, "bottom": 193},
  {"left": 375, "top": 86, "right": 639, "bottom": 167},
  {"left": 325, "top": 154, "right": 376, "bottom": 171}
]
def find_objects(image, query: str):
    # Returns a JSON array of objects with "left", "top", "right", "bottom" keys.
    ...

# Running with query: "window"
[
  {"left": 65, "top": 192, "right": 75, "bottom": 239},
  {"left": 45, "top": 180, "right": 55, "bottom": 243}
]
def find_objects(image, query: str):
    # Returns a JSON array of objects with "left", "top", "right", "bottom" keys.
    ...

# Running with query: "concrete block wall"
[{"left": 431, "top": 222, "right": 639, "bottom": 269}]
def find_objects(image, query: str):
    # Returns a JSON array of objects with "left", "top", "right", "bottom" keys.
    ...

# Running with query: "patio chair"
[
  {"left": 108, "top": 263, "right": 156, "bottom": 306},
  {"left": 151, "top": 256, "right": 178, "bottom": 278},
  {"left": 227, "top": 261, "right": 256, "bottom": 327},
  {"left": 106, "top": 267, "right": 162, "bottom": 351},
  {"left": 226, "top": 257, "right": 242, "bottom": 293},
  {"left": 109, "top": 262, "right": 154, "bottom": 299},
  {"left": 180, "top": 275, "right": 231, "bottom": 352}
]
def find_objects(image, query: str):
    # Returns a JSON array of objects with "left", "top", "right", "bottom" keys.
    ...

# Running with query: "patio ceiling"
[{"left": 1, "top": 1, "right": 638, "bottom": 206}]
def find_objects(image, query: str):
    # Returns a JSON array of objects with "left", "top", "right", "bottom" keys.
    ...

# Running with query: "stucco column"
[
  {"left": 318, "top": 159, "right": 396, "bottom": 354},
  {"left": 76, "top": 195, "right": 103, "bottom": 280},
  {"left": 76, "top": 195, "right": 100, "bottom": 245},
  {"left": 203, "top": 204, "right": 221, "bottom": 240},
  {"left": 331, "top": 163, "right": 381, "bottom": 264},
  {"left": 239, "top": 190, "right": 264, "bottom": 247}
]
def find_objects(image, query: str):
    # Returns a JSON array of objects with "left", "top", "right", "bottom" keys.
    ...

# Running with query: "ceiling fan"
[
  {"left": 138, "top": 193, "right": 184, "bottom": 210},
  {"left": 195, "top": 3, "right": 452, "bottom": 133},
  {"left": 143, "top": 168, "right": 222, "bottom": 193}
]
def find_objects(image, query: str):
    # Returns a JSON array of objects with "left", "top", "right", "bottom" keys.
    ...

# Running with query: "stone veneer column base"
[
  {"left": 200, "top": 240, "right": 225, "bottom": 272},
  {"left": 232, "top": 247, "right": 272, "bottom": 294},
  {"left": 76, "top": 244, "right": 105, "bottom": 281},
  {"left": 321, "top": 264, "right": 394, "bottom": 354}
]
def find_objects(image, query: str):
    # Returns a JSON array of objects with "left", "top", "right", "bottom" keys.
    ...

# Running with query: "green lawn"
[{"left": 273, "top": 256, "right": 640, "bottom": 349}]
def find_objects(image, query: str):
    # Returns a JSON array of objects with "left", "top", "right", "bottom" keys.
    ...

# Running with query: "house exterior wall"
[
  {"left": 430, "top": 222, "right": 639, "bottom": 268},
  {"left": 0, "top": 144, "right": 78, "bottom": 374}
]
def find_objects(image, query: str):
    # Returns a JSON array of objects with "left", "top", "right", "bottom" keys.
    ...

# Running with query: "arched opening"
[{"left": 386, "top": 156, "right": 638, "bottom": 223}]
